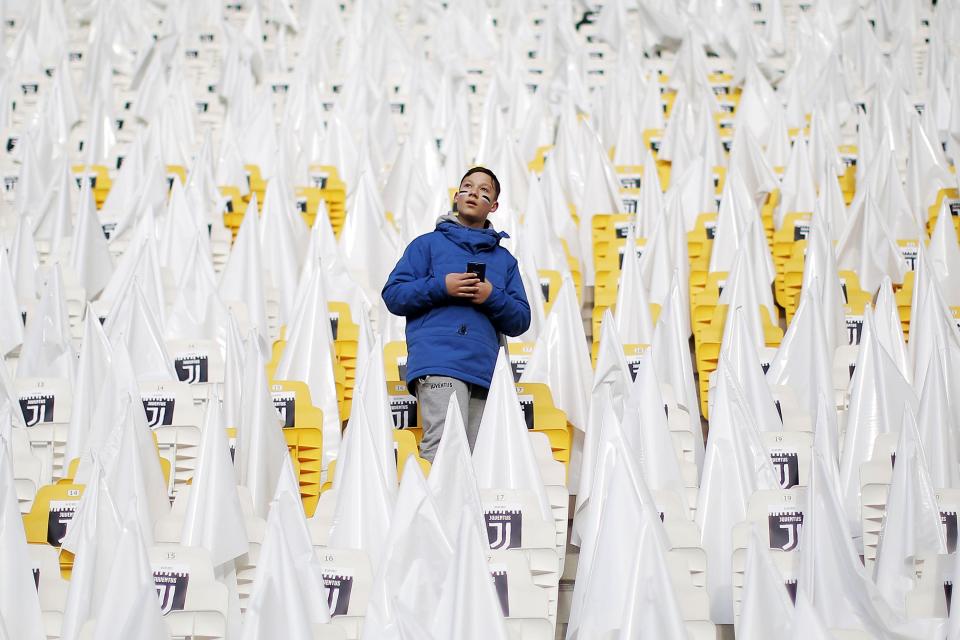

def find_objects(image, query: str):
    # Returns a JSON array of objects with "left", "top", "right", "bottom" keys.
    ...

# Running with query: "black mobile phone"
[{"left": 466, "top": 261, "right": 486, "bottom": 281}]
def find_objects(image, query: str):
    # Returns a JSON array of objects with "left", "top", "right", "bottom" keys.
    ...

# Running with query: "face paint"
[{"left": 479, "top": 194, "right": 491, "bottom": 203}]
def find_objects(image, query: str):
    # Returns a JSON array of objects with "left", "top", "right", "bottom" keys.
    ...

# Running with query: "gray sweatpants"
[{"left": 415, "top": 375, "right": 488, "bottom": 463}]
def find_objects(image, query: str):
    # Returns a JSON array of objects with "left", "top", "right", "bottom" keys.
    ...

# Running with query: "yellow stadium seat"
[
  {"left": 268, "top": 379, "right": 324, "bottom": 429},
  {"left": 283, "top": 427, "right": 323, "bottom": 517},
  {"left": 305, "top": 164, "right": 347, "bottom": 236},
  {"left": 71, "top": 164, "right": 111, "bottom": 207},
  {"left": 243, "top": 164, "right": 267, "bottom": 203},
  {"left": 514, "top": 382, "right": 573, "bottom": 470},
  {"left": 23, "top": 482, "right": 84, "bottom": 577},
  {"left": 536, "top": 270, "right": 562, "bottom": 316},
  {"left": 383, "top": 341, "right": 409, "bottom": 384},
  {"left": 528, "top": 145, "right": 553, "bottom": 173},
  {"left": 166, "top": 164, "right": 187, "bottom": 189},
  {"left": 694, "top": 304, "right": 784, "bottom": 418}
]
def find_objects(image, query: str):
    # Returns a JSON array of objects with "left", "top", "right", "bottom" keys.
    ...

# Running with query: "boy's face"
[{"left": 455, "top": 172, "right": 499, "bottom": 228}]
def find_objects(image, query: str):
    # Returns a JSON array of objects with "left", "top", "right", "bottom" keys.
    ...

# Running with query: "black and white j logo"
[
  {"left": 142, "top": 395, "right": 175, "bottom": 428},
  {"left": 769, "top": 451, "right": 800, "bottom": 489},
  {"left": 19, "top": 394, "right": 54, "bottom": 427},
  {"left": 153, "top": 570, "right": 189, "bottom": 615},
  {"left": 272, "top": 392, "right": 296, "bottom": 428},
  {"left": 768, "top": 511, "right": 804, "bottom": 552},
  {"left": 174, "top": 354, "right": 208, "bottom": 384},
  {"left": 485, "top": 510, "right": 522, "bottom": 550},
  {"left": 322, "top": 573, "right": 353, "bottom": 617}
]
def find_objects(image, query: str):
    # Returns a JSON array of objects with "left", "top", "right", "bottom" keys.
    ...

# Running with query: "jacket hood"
[{"left": 435, "top": 214, "right": 509, "bottom": 253}]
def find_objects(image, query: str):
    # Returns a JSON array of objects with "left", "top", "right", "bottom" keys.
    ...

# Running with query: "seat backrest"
[
  {"left": 23, "top": 483, "right": 85, "bottom": 546},
  {"left": 479, "top": 489, "right": 556, "bottom": 552},
  {"left": 314, "top": 547, "right": 374, "bottom": 618},
  {"left": 139, "top": 381, "right": 202, "bottom": 429},
  {"left": 507, "top": 341, "right": 536, "bottom": 381},
  {"left": 745, "top": 488, "right": 807, "bottom": 553},
  {"left": 486, "top": 549, "right": 550, "bottom": 620},
  {"left": 15, "top": 377, "right": 72, "bottom": 427},
  {"left": 269, "top": 380, "right": 323, "bottom": 429},
  {"left": 761, "top": 431, "right": 813, "bottom": 489},
  {"left": 148, "top": 543, "right": 229, "bottom": 636},
  {"left": 383, "top": 341, "right": 408, "bottom": 383},
  {"left": 165, "top": 339, "right": 226, "bottom": 385}
]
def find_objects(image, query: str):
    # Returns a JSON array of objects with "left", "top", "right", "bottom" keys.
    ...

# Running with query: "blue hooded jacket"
[{"left": 382, "top": 215, "right": 531, "bottom": 389}]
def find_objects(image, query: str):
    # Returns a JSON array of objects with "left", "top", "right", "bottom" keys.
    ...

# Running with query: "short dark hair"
[{"left": 460, "top": 167, "right": 500, "bottom": 201}]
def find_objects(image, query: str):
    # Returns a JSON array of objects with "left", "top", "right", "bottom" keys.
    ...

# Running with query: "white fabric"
[
  {"left": 0, "top": 252, "right": 23, "bottom": 357},
  {"left": 99, "top": 215, "right": 167, "bottom": 328},
  {"left": 873, "top": 408, "right": 947, "bottom": 615},
  {"left": 695, "top": 365, "right": 780, "bottom": 623},
  {"left": 237, "top": 334, "right": 288, "bottom": 518},
  {"left": 180, "top": 393, "right": 250, "bottom": 566},
  {"left": 430, "top": 512, "right": 510, "bottom": 640},
  {"left": 839, "top": 308, "right": 919, "bottom": 537},
  {"left": 567, "top": 398, "right": 683, "bottom": 639},
  {"left": 837, "top": 194, "right": 908, "bottom": 294},
  {"left": 800, "top": 213, "right": 847, "bottom": 355},
  {"left": 69, "top": 178, "right": 114, "bottom": 299},
  {"left": 651, "top": 272, "right": 702, "bottom": 471},
  {"left": 104, "top": 279, "right": 178, "bottom": 382},
  {"left": 64, "top": 306, "right": 113, "bottom": 463},
  {"left": 325, "top": 400, "right": 396, "bottom": 568},
  {"left": 737, "top": 528, "right": 794, "bottom": 640},
  {"left": 573, "top": 311, "right": 633, "bottom": 544},
  {"left": 339, "top": 171, "right": 401, "bottom": 302},
  {"left": 89, "top": 508, "right": 170, "bottom": 640},
  {"left": 722, "top": 306, "right": 783, "bottom": 432},
  {"left": 798, "top": 453, "right": 936, "bottom": 638},
  {"left": 362, "top": 462, "right": 454, "bottom": 640},
  {"left": 165, "top": 234, "right": 231, "bottom": 345},
  {"left": 615, "top": 228, "right": 655, "bottom": 345},
  {"left": 521, "top": 274, "right": 592, "bottom": 438},
  {"left": 219, "top": 195, "right": 270, "bottom": 343},
  {"left": 241, "top": 490, "right": 332, "bottom": 640},
  {"left": 766, "top": 278, "right": 835, "bottom": 420},
  {"left": 0, "top": 445, "right": 45, "bottom": 640},
  {"left": 626, "top": 354, "right": 689, "bottom": 511},
  {"left": 873, "top": 277, "right": 911, "bottom": 382},
  {"left": 273, "top": 265, "right": 342, "bottom": 467},
  {"left": 929, "top": 198, "right": 960, "bottom": 306},
  {"left": 427, "top": 395, "right": 486, "bottom": 540},
  {"left": 259, "top": 176, "right": 306, "bottom": 324},
  {"left": 473, "top": 350, "right": 553, "bottom": 522},
  {"left": 917, "top": 353, "right": 960, "bottom": 489},
  {"left": 60, "top": 462, "right": 123, "bottom": 640},
  {"left": 17, "top": 264, "right": 75, "bottom": 381}
]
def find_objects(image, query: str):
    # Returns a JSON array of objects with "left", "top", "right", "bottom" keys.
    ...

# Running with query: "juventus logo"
[
  {"left": 153, "top": 570, "right": 189, "bottom": 615},
  {"left": 390, "top": 398, "right": 417, "bottom": 429},
  {"left": 156, "top": 582, "right": 178, "bottom": 615},
  {"left": 142, "top": 395, "right": 175, "bottom": 428},
  {"left": 271, "top": 392, "right": 296, "bottom": 427},
  {"left": 174, "top": 354, "right": 208, "bottom": 384},
  {"left": 768, "top": 511, "right": 804, "bottom": 552},
  {"left": 322, "top": 573, "right": 353, "bottom": 617},
  {"left": 489, "top": 521, "right": 513, "bottom": 549},
  {"left": 485, "top": 510, "right": 522, "bottom": 550},
  {"left": 769, "top": 451, "right": 799, "bottom": 489},
  {"left": 19, "top": 394, "right": 54, "bottom": 427}
]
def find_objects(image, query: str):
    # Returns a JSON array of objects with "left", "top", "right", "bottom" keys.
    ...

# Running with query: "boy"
[{"left": 382, "top": 167, "right": 531, "bottom": 462}]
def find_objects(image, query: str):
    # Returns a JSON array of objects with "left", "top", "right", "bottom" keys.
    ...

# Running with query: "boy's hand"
[
  {"left": 471, "top": 281, "right": 493, "bottom": 304},
  {"left": 446, "top": 273, "right": 480, "bottom": 298}
]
